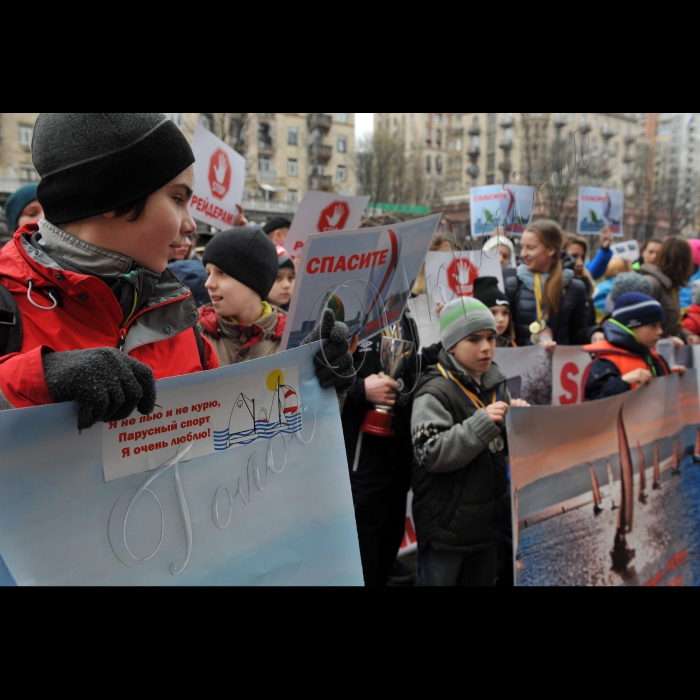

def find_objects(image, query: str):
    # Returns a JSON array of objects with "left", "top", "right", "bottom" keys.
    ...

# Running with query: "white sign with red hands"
[
  {"left": 423, "top": 250, "right": 504, "bottom": 301},
  {"left": 552, "top": 345, "right": 593, "bottom": 405},
  {"left": 284, "top": 191, "right": 370, "bottom": 255},
  {"left": 190, "top": 124, "right": 246, "bottom": 230}
]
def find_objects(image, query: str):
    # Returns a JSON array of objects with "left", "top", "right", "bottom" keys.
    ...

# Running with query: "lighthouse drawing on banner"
[{"left": 213, "top": 369, "right": 302, "bottom": 450}]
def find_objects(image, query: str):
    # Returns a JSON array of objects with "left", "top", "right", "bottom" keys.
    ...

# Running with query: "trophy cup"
[{"left": 360, "top": 335, "right": 414, "bottom": 438}]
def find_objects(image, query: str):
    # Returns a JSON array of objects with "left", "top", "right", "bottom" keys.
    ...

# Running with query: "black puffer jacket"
[{"left": 505, "top": 267, "right": 590, "bottom": 346}]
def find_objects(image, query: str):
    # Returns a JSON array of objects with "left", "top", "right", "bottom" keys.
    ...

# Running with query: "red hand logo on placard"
[
  {"left": 209, "top": 149, "right": 231, "bottom": 200},
  {"left": 446, "top": 258, "right": 479, "bottom": 296},
  {"left": 318, "top": 201, "right": 350, "bottom": 232}
]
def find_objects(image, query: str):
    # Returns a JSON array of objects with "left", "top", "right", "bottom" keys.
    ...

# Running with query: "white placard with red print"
[
  {"left": 398, "top": 490, "right": 417, "bottom": 558},
  {"left": 423, "top": 250, "right": 504, "bottom": 301},
  {"left": 284, "top": 191, "right": 370, "bottom": 255},
  {"left": 189, "top": 124, "right": 246, "bottom": 231},
  {"left": 551, "top": 345, "right": 593, "bottom": 405}
]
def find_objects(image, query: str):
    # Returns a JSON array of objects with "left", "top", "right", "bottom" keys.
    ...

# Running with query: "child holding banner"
[
  {"left": 582, "top": 292, "right": 684, "bottom": 401},
  {"left": 268, "top": 245, "right": 296, "bottom": 312},
  {"left": 0, "top": 113, "right": 352, "bottom": 431},
  {"left": 411, "top": 297, "right": 528, "bottom": 586}
]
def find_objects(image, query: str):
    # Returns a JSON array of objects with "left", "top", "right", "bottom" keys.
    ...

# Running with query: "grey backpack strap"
[{"left": 0, "top": 283, "right": 22, "bottom": 357}]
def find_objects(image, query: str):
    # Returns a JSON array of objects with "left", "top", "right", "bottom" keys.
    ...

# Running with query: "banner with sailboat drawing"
[
  {"left": 508, "top": 371, "right": 700, "bottom": 586},
  {"left": 469, "top": 184, "right": 536, "bottom": 237},
  {"left": 577, "top": 186, "right": 624, "bottom": 237},
  {"left": 0, "top": 345, "right": 363, "bottom": 586}
]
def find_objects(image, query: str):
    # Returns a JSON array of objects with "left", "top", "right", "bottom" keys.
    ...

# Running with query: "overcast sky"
[{"left": 355, "top": 113, "right": 374, "bottom": 141}]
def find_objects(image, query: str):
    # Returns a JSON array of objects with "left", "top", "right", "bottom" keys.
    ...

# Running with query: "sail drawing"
[
  {"left": 637, "top": 442, "right": 647, "bottom": 504},
  {"left": 214, "top": 369, "right": 303, "bottom": 451},
  {"left": 590, "top": 464, "right": 602, "bottom": 515},
  {"left": 694, "top": 428, "right": 700, "bottom": 464},
  {"left": 611, "top": 408, "right": 635, "bottom": 571},
  {"left": 672, "top": 436, "right": 681, "bottom": 476},
  {"left": 513, "top": 487, "right": 519, "bottom": 559},
  {"left": 652, "top": 439, "right": 661, "bottom": 489},
  {"left": 607, "top": 460, "right": 618, "bottom": 509}
]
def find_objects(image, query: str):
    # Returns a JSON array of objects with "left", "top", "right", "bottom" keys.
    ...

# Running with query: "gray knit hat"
[
  {"left": 32, "top": 113, "right": 194, "bottom": 224},
  {"left": 610, "top": 272, "right": 652, "bottom": 303},
  {"left": 439, "top": 297, "right": 497, "bottom": 350}
]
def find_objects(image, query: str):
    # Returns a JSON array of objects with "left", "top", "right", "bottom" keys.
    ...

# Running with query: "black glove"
[
  {"left": 302, "top": 308, "right": 355, "bottom": 392},
  {"left": 43, "top": 347, "right": 157, "bottom": 432}
]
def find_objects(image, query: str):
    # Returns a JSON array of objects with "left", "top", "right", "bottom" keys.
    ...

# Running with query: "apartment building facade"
[{"left": 1, "top": 112, "right": 356, "bottom": 230}]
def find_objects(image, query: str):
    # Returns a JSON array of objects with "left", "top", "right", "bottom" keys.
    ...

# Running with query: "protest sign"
[
  {"left": 281, "top": 214, "right": 441, "bottom": 351},
  {"left": 611, "top": 238, "right": 640, "bottom": 262},
  {"left": 494, "top": 344, "right": 550, "bottom": 404},
  {"left": 284, "top": 191, "right": 370, "bottom": 255},
  {"left": 423, "top": 250, "right": 504, "bottom": 300},
  {"left": 398, "top": 490, "right": 417, "bottom": 558},
  {"left": 189, "top": 123, "right": 246, "bottom": 230},
  {"left": 577, "top": 187, "right": 624, "bottom": 237},
  {"left": 508, "top": 372, "right": 700, "bottom": 586},
  {"left": 412, "top": 294, "right": 441, "bottom": 350},
  {"left": 552, "top": 345, "right": 592, "bottom": 405},
  {"left": 470, "top": 185, "right": 535, "bottom": 237},
  {"left": 0, "top": 346, "right": 363, "bottom": 586}
]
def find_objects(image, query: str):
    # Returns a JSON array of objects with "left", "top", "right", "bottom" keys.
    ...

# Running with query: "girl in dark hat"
[{"left": 473, "top": 276, "right": 516, "bottom": 347}]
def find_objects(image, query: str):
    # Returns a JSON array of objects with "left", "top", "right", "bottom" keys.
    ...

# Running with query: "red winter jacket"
[
  {"left": 682, "top": 305, "right": 700, "bottom": 336},
  {"left": 0, "top": 225, "right": 218, "bottom": 409}
]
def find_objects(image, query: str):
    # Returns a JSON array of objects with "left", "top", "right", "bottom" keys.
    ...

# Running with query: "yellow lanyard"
[
  {"left": 533, "top": 272, "right": 547, "bottom": 326},
  {"left": 436, "top": 363, "right": 497, "bottom": 409}
]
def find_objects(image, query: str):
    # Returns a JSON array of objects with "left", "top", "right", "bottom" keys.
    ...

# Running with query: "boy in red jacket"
[
  {"left": 0, "top": 113, "right": 352, "bottom": 431},
  {"left": 682, "top": 280, "right": 700, "bottom": 336}
]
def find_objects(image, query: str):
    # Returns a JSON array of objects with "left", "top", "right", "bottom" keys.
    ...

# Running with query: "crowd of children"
[{"left": 3, "top": 113, "right": 700, "bottom": 588}]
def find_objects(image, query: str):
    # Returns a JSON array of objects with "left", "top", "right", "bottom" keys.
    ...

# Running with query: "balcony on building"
[
  {"left": 601, "top": 123, "right": 616, "bottom": 139},
  {"left": 310, "top": 174, "right": 333, "bottom": 191},
  {"left": 499, "top": 114, "right": 514, "bottom": 128},
  {"left": 553, "top": 113, "right": 567, "bottom": 128},
  {"left": 258, "top": 170, "right": 277, "bottom": 181},
  {"left": 499, "top": 160, "right": 512, "bottom": 173},
  {"left": 309, "top": 143, "right": 332, "bottom": 163},
  {"left": 448, "top": 127, "right": 464, "bottom": 139},
  {"left": 308, "top": 113, "right": 332, "bottom": 133},
  {"left": 625, "top": 133, "right": 636, "bottom": 145},
  {"left": 579, "top": 118, "right": 592, "bottom": 134},
  {"left": 499, "top": 137, "right": 513, "bottom": 151},
  {"left": 467, "top": 145, "right": 480, "bottom": 157},
  {"left": 467, "top": 165, "right": 479, "bottom": 178},
  {"left": 468, "top": 122, "right": 481, "bottom": 136},
  {"left": 623, "top": 150, "right": 635, "bottom": 164}
]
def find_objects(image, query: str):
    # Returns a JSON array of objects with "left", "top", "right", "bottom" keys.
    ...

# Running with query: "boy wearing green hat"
[{"left": 411, "top": 297, "right": 528, "bottom": 586}]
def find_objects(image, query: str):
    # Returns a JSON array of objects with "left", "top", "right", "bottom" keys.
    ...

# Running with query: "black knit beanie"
[
  {"left": 263, "top": 217, "right": 292, "bottom": 236},
  {"left": 203, "top": 227, "right": 279, "bottom": 300},
  {"left": 32, "top": 113, "right": 195, "bottom": 224},
  {"left": 473, "top": 276, "right": 509, "bottom": 309}
]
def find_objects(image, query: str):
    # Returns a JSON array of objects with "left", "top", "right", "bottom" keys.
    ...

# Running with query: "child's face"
[
  {"left": 268, "top": 268, "right": 295, "bottom": 308},
  {"left": 490, "top": 305, "right": 510, "bottom": 336},
  {"left": 497, "top": 245, "right": 511, "bottom": 268},
  {"left": 105, "top": 165, "right": 196, "bottom": 273},
  {"left": 565, "top": 243, "right": 586, "bottom": 277},
  {"left": 449, "top": 329, "right": 497, "bottom": 375},
  {"left": 520, "top": 231, "right": 557, "bottom": 273},
  {"left": 205, "top": 263, "right": 261, "bottom": 319},
  {"left": 635, "top": 321, "right": 664, "bottom": 348}
]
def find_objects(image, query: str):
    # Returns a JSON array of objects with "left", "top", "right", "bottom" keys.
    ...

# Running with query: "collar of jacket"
[
  {"left": 198, "top": 304, "right": 286, "bottom": 343},
  {"left": 13, "top": 224, "right": 198, "bottom": 354},
  {"left": 640, "top": 263, "right": 672, "bottom": 290},
  {"left": 600, "top": 320, "right": 649, "bottom": 356},
  {"left": 437, "top": 347, "right": 506, "bottom": 392},
  {"left": 516, "top": 264, "right": 574, "bottom": 292}
]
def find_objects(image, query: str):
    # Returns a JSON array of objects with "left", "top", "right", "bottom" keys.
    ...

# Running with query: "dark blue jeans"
[{"left": 417, "top": 543, "right": 497, "bottom": 586}]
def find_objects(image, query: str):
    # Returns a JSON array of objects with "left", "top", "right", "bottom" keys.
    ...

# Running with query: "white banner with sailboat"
[{"left": 508, "top": 371, "right": 700, "bottom": 586}]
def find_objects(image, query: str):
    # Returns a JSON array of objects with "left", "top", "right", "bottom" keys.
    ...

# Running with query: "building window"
[
  {"left": 488, "top": 132, "right": 496, "bottom": 150},
  {"left": 488, "top": 113, "right": 496, "bottom": 128},
  {"left": 338, "top": 135, "right": 347, "bottom": 153},
  {"left": 288, "top": 189, "right": 298, "bottom": 203},
  {"left": 288, "top": 127, "right": 299, "bottom": 145},
  {"left": 337, "top": 113, "right": 348, "bottom": 123},
  {"left": 487, "top": 153, "right": 495, "bottom": 171},
  {"left": 436, "top": 156, "right": 443, "bottom": 174},
  {"left": 337, "top": 165, "right": 347, "bottom": 182},
  {"left": 426, "top": 155, "right": 432, "bottom": 174},
  {"left": 287, "top": 158, "right": 298, "bottom": 176},
  {"left": 258, "top": 123, "right": 274, "bottom": 150},
  {"left": 18, "top": 125, "right": 33, "bottom": 148},
  {"left": 487, "top": 174, "right": 495, "bottom": 185},
  {"left": 435, "top": 129, "right": 442, "bottom": 149},
  {"left": 259, "top": 155, "right": 273, "bottom": 172},
  {"left": 169, "top": 113, "right": 184, "bottom": 129},
  {"left": 198, "top": 114, "right": 213, "bottom": 131},
  {"left": 20, "top": 164, "right": 39, "bottom": 182}
]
